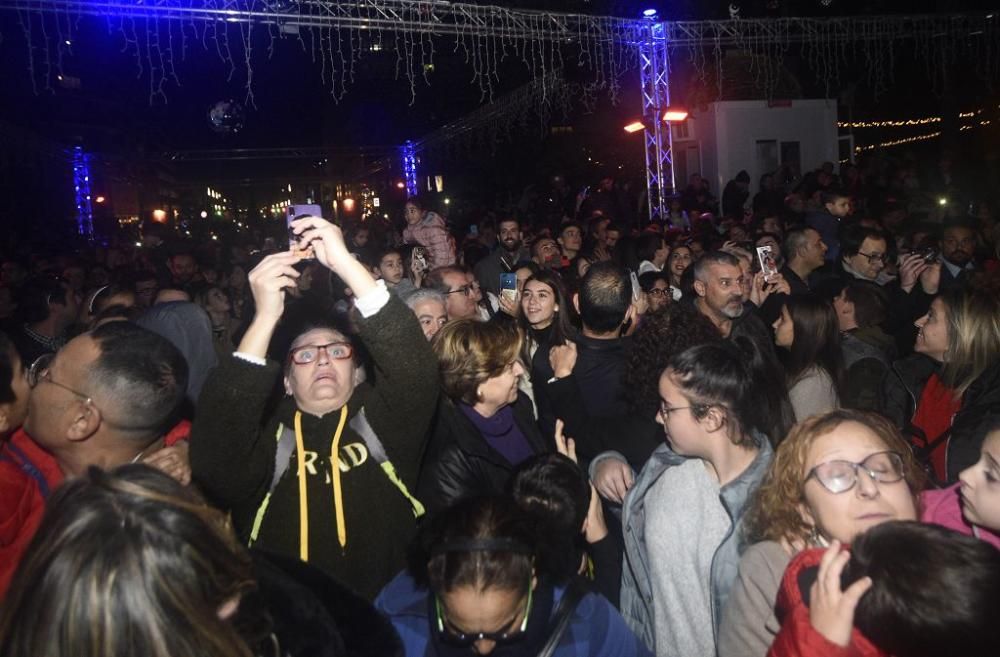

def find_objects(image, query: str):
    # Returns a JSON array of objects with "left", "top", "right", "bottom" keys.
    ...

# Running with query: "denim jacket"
[{"left": 615, "top": 435, "right": 773, "bottom": 651}]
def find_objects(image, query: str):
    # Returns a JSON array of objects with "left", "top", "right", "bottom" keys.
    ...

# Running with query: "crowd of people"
[{"left": 1, "top": 155, "right": 1000, "bottom": 657}]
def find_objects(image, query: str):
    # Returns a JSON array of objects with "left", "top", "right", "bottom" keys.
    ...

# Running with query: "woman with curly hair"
[{"left": 717, "top": 409, "right": 925, "bottom": 657}]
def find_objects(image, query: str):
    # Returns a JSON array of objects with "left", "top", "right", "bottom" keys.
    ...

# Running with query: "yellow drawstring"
[{"left": 293, "top": 405, "right": 349, "bottom": 561}]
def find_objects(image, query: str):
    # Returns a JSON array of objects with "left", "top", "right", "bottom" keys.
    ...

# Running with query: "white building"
[{"left": 670, "top": 99, "right": 849, "bottom": 196}]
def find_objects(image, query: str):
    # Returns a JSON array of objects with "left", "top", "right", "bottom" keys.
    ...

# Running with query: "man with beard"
[
  {"left": 691, "top": 252, "right": 779, "bottom": 361},
  {"left": 473, "top": 217, "right": 530, "bottom": 297},
  {"left": 938, "top": 221, "right": 980, "bottom": 291}
]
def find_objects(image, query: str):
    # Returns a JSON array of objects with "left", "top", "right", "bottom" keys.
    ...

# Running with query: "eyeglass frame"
[
  {"left": 657, "top": 402, "right": 710, "bottom": 423},
  {"left": 445, "top": 284, "right": 476, "bottom": 297},
  {"left": 28, "top": 353, "right": 94, "bottom": 403},
  {"left": 804, "top": 450, "right": 906, "bottom": 494},
  {"left": 856, "top": 251, "right": 888, "bottom": 265},
  {"left": 646, "top": 287, "right": 670, "bottom": 297},
  {"left": 287, "top": 341, "right": 354, "bottom": 366},
  {"left": 434, "top": 581, "right": 533, "bottom": 647}
]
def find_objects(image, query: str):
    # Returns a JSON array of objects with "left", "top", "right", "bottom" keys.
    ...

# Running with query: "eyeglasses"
[
  {"left": 647, "top": 288, "right": 670, "bottom": 297},
  {"left": 856, "top": 251, "right": 888, "bottom": 264},
  {"left": 805, "top": 451, "right": 905, "bottom": 494},
  {"left": 28, "top": 353, "right": 93, "bottom": 402},
  {"left": 435, "top": 585, "right": 533, "bottom": 647},
  {"left": 287, "top": 342, "right": 354, "bottom": 365},
  {"left": 446, "top": 285, "right": 476, "bottom": 297},
  {"left": 658, "top": 402, "right": 707, "bottom": 422}
]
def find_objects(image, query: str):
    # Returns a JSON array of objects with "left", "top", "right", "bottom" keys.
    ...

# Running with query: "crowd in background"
[{"left": 1, "top": 150, "right": 999, "bottom": 657}]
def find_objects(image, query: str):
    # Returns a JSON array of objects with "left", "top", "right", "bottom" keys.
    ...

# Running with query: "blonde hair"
[
  {"left": 743, "top": 409, "right": 926, "bottom": 546},
  {"left": 433, "top": 319, "right": 523, "bottom": 405},
  {"left": 939, "top": 286, "right": 1000, "bottom": 396}
]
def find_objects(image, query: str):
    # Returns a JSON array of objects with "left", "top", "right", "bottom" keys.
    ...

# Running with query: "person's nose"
[
  {"left": 473, "top": 639, "right": 496, "bottom": 655},
  {"left": 855, "top": 467, "right": 881, "bottom": 499}
]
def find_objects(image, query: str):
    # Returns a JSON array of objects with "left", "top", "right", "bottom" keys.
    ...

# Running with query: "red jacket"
[
  {"left": 0, "top": 422, "right": 190, "bottom": 599},
  {"left": 766, "top": 548, "right": 886, "bottom": 657}
]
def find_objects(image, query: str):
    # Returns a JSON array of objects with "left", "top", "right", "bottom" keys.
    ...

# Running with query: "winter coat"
[
  {"left": 375, "top": 572, "right": 652, "bottom": 657},
  {"left": 190, "top": 296, "right": 438, "bottom": 600},
  {"left": 883, "top": 354, "right": 1000, "bottom": 483},
  {"left": 617, "top": 436, "right": 774, "bottom": 650},
  {"left": 766, "top": 548, "right": 885, "bottom": 657},
  {"left": 417, "top": 392, "right": 548, "bottom": 516}
]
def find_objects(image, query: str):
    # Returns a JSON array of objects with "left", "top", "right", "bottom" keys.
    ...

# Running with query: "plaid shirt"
[{"left": 402, "top": 211, "right": 454, "bottom": 268}]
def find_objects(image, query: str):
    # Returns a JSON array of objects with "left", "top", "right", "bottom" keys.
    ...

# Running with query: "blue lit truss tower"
[
  {"left": 71, "top": 146, "right": 95, "bottom": 240},
  {"left": 401, "top": 140, "right": 418, "bottom": 198},
  {"left": 638, "top": 18, "right": 674, "bottom": 225}
]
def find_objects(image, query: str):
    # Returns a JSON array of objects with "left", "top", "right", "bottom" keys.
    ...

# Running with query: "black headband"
[{"left": 431, "top": 537, "right": 533, "bottom": 556}]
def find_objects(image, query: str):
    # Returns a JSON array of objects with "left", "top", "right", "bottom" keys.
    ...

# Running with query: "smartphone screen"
[
  {"left": 500, "top": 272, "right": 518, "bottom": 302},
  {"left": 288, "top": 205, "right": 322, "bottom": 260},
  {"left": 756, "top": 246, "right": 778, "bottom": 281}
]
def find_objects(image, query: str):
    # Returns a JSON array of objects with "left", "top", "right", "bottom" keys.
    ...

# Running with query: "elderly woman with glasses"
[
  {"left": 718, "top": 409, "right": 925, "bottom": 657},
  {"left": 376, "top": 495, "right": 649, "bottom": 657},
  {"left": 189, "top": 216, "right": 439, "bottom": 601},
  {"left": 418, "top": 320, "right": 548, "bottom": 516}
]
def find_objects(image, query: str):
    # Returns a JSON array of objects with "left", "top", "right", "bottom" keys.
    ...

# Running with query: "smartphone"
[
  {"left": 287, "top": 204, "right": 322, "bottom": 260},
  {"left": 412, "top": 246, "right": 428, "bottom": 272},
  {"left": 500, "top": 272, "right": 518, "bottom": 303},
  {"left": 756, "top": 245, "right": 779, "bottom": 281},
  {"left": 629, "top": 269, "right": 641, "bottom": 302}
]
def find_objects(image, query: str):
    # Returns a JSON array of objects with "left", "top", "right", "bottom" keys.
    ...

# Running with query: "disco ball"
[{"left": 208, "top": 100, "right": 245, "bottom": 134}]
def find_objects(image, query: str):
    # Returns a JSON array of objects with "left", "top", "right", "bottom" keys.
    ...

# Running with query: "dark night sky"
[{"left": 0, "top": 0, "right": 996, "bottom": 208}]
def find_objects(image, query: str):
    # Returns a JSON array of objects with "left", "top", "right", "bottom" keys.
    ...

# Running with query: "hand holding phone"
[{"left": 288, "top": 205, "right": 322, "bottom": 260}]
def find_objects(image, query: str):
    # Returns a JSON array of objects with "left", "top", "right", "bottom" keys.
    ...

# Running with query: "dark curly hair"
[{"left": 624, "top": 303, "right": 722, "bottom": 416}]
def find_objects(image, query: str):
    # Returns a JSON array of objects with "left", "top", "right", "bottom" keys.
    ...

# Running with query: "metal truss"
[
  {"left": 3, "top": 1, "right": 995, "bottom": 48},
  {"left": 0, "top": 0, "right": 644, "bottom": 43},
  {"left": 638, "top": 19, "right": 672, "bottom": 226},
  {"left": 663, "top": 13, "right": 1000, "bottom": 48}
]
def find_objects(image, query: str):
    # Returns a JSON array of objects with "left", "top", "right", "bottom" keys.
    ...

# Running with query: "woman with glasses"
[
  {"left": 771, "top": 294, "right": 843, "bottom": 422},
  {"left": 718, "top": 409, "right": 924, "bottom": 657},
  {"left": 883, "top": 283, "right": 1000, "bottom": 484},
  {"left": 375, "top": 495, "right": 649, "bottom": 657},
  {"left": 189, "top": 216, "right": 439, "bottom": 601},
  {"left": 611, "top": 337, "right": 790, "bottom": 655},
  {"left": 839, "top": 225, "right": 890, "bottom": 284},
  {"left": 418, "top": 320, "right": 547, "bottom": 515}
]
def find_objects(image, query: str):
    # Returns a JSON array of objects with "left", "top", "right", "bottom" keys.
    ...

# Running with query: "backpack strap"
[
  {"left": 536, "top": 577, "right": 589, "bottom": 657},
  {"left": 350, "top": 408, "right": 425, "bottom": 518},
  {"left": 249, "top": 422, "right": 290, "bottom": 546}
]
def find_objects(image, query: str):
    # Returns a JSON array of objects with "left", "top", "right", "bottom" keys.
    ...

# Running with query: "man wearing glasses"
[
  {"left": 0, "top": 322, "right": 189, "bottom": 598},
  {"left": 423, "top": 266, "right": 481, "bottom": 321},
  {"left": 840, "top": 226, "right": 890, "bottom": 284}
]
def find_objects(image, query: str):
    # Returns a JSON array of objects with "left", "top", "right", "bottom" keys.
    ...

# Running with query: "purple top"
[{"left": 460, "top": 403, "right": 535, "bottom": 467}]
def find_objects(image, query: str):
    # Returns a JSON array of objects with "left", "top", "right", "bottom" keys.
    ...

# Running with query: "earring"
[{"left": 476, "top": 388, "right": 485, "bottom": 401}]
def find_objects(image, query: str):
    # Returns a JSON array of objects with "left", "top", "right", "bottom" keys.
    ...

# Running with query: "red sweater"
[
  {"left": 767, "top": 548, "right": 886, "bottom": 657},
  {"left": 0, "top": 423, "right": 189, "bottom": 599}
]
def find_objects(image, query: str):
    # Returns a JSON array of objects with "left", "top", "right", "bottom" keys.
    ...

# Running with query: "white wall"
[
  {"left": 715, "top": 100, "right": 838, "bottom": 193},
  {"left": 699, "top": 100, "right": 838, "bottom": 196}
]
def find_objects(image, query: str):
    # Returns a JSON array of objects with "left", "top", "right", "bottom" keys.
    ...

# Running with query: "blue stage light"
[{"left": 642, "top": 8, "right": 658, "bottom": 17}]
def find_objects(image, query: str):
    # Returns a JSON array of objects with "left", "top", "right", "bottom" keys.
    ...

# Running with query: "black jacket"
[
  {"left": 883, "top": 354, "right": 1000, "bottom": 483},
  {"left": 418, "top": 392, "right": 548, "bottom": 515},
  {"left": 190, "top": 296, "right": 439, "bottom": 600},
  {"left": 840, "top": 326, "right": 895, "bottom": 413},
  {"left": 533, "top": 334, "right": 632, "bottom": 440}
]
